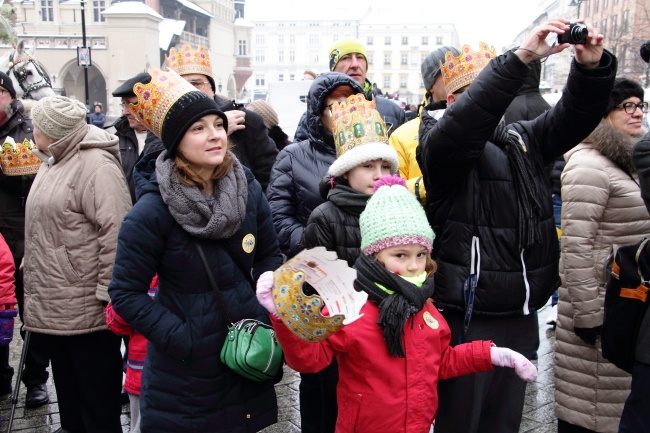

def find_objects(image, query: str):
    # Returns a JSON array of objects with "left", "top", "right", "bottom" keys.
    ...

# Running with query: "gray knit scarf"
[{"left": 155, "top": 150, "right": 248, "bottom": 239}]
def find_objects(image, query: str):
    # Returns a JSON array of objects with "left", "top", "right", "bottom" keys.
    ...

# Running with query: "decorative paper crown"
[
  {"left": 440, "top": 42, "right": 497, "bottom": 95},
  {"left": 127, "top": 68, "right": 198, "bottom": 139},
  {"left": 331, "top": 94, "right": 387, "bottom": 154},
  {"left": 164, "top": 43, "right": 214, "bottom": 81},
  {"left": 327, "top": 94, "right": 398, "bottom": 177},
  {"left": 0, "top": 137, "right": 41, "bottom": 176},
  {"left": 272, "top": 260, "right": 345, "bottom": 343}
]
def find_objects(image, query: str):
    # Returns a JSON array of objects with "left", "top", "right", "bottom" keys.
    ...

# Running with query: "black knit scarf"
[
  {"left": 490, "top": 121, "right": 542, "bottom": 250},
  {"left": 353, "top": 254, "right": 434, "bottom": 357}
]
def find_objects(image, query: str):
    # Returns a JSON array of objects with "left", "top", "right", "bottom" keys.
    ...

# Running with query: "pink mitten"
[
  {"left": 256, "top": 271, "right": 279, "bottom": 318},
  {"left": 490, "top": 346, "right": 538, "bottom": 382}
]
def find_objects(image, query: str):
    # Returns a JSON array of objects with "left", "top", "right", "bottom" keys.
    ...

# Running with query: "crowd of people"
[{"left": 0, "top": 15, "right": 648, "bottom": 433}]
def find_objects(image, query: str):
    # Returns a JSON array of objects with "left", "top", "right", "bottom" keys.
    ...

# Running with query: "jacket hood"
[
  {"left": 306, "top": 72, "right": 364, "bottom": 154},
  {"left": 569, "top": 119, "right": 640, "bottom": 173},
  {"left": 47, "top": 124, "right": 121, "bottom": 164}
]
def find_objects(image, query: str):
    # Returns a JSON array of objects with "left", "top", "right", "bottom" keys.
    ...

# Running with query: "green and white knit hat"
[{"left": 360, "top": 175, "right": 434, "bottom": 255}]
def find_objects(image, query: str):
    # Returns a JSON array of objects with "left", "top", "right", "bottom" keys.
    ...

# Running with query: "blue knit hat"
[{"left": 360, "top": 176, "right": 434, "bottom": 255}]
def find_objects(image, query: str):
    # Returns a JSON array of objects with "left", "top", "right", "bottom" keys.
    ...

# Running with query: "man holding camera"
[
  {"left": 417, "top": 18, "right": 616, "bottom": 433},
  {"left": 165, "top": 44, "right": 278, "bottom": 190}
]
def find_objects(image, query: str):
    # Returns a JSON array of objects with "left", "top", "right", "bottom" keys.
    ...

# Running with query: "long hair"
[{"left": 173, "top": 145, "right": 234, "bottom": 190}]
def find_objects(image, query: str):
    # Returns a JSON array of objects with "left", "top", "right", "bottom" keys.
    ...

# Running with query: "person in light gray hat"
[{"left": 387, "top": 45, "right": 461, "bottom": 204}]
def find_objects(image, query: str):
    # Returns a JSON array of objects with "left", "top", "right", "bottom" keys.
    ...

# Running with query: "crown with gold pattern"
[
  {"left": 272, "top": 260, "right": 345, "bottom": 343},
  {"left": 164, "top": 43, "right": 214, "bottom": 88},
  {"left": 440, "top": 42, "right": 497, "bottom": 95},
  {"left": 0, "top": 137, "right": 41, "bottom": 176},
  {"left": 128, "top": 68, "right": 200, "bottom": 138},
  {"left": 327, "top": 94, "right": 398, "bottom": 177},
  {"left": 127, "top": 68, "right": 223, "bottom": 158}
]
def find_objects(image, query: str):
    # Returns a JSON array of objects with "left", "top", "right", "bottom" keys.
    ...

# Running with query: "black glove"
[{"left": 574, "top": 326, "right": 602, "bottom": 345}]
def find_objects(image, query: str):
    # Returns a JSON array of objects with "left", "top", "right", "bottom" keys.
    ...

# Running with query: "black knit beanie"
[
  {"left": 606, "top": 78, "right": 644, "bottom": 115},
  {"left": 161, "top": 91, "right": 227, "bottom": 159}
]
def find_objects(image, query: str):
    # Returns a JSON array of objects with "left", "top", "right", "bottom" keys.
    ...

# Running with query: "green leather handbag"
[
  {"left": 194, "top": 242, "right": 283, "bottom": 382},
  {"left": 221, "top": 318, "right": 283, "bottom": 381}
]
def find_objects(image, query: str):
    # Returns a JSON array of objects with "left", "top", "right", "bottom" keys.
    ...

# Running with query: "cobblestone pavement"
[{"left": 0, "top": 303, "right": 558, "bottom": 432}]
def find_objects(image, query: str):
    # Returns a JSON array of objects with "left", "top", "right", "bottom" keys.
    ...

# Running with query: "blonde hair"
[{"left": 173, "top": 146, "right": 234, "bottom": 190}]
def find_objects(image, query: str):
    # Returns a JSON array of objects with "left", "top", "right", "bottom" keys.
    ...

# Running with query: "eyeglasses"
[
  {"left": 617, "top": 101, "right": 649, "bottom": 114},
  {"left": 189, "top": 81, "right": 210, "bottom": 89}
]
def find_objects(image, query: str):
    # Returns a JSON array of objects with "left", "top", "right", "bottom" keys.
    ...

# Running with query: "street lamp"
[
  {"left": 568, "top": 0, "right": 582, "bottom": 19},
  {"left": 80, "top": 0, "right": 89, "bottom": 123}
]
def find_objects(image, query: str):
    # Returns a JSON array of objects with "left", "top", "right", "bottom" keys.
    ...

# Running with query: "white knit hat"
[
  {"left": 32, "top": 96, "right": 88, "bottom": 140},
  {"left": 327, "top": 142, "right": 399, "bottom": 177}
]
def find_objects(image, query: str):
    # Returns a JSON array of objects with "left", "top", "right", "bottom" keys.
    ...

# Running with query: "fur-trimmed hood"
[{"left": 576, "top": 119, "right": 640, "bottom": 173}]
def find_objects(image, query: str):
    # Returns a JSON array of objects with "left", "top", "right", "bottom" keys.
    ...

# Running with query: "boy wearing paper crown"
[
  {"left": 298, "top": 95, "right": 399, "bottom": 433},
  {"left": 164, "top": 43, "right": 278, "bottom": 191},
  {"left": 0, "top": 70, "right": 51, "bottom": 407},
  {"left": 256, "top": 175, "right": 537, "bottom": 433},
  {"left": 416, "top": 19, "right": 617, "bottom": 433}
]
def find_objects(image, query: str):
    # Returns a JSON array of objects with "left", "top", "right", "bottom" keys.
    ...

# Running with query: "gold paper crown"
[
  {"left": 164, "top": 43, "right": 214, "bottom": 79},
  {"left": 0, "top": 137, "right": 41, "bottom": 176},
  {"left": 273, "top": 260, "right": 345, "bottom": 343},
  {"left": 331, "top": 94, "right": 388, "bottom": 157},
  {"left": 440, "top": 42, "right": 497, "bottom": 95},
  {"left": 127, "top": 68, "right": 198, "bottom": 138}
]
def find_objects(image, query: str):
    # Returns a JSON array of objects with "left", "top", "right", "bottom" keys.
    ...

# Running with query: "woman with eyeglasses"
[{"left": 554, "top": 77, "right": 650, "bottom": 433}]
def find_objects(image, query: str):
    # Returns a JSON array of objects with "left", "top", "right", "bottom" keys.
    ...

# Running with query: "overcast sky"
[{"left": 244, "top": 0, "right": 546, "bottom": 51}]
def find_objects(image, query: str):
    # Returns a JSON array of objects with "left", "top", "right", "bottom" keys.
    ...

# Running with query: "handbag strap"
[
  {"left": 194, "top": 241, "right": 233, "bottom": 325},
  {"left": 634, "top": 238, "right": 650, "bottom": 285}
]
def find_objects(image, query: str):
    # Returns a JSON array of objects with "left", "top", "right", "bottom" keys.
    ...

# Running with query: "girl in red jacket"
[
  {"left": 256, "top": 176, "right": 537, "bottom": 433},
  {"left": 104, "top": 276, "right": 158, "bottom": 433}
]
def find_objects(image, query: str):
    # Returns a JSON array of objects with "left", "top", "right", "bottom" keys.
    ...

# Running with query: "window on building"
[
  {"left": 402, "top": 36, "right": 408, "bottom": 45},
  {"left": 385, "top": 36, "right": 391, "bottom": 45},
  {"left": 400, "top": 75, "right": 407, "bottom": 88},
  {"left": 401, "top": 53, "right": 408, "bottom": 65},
  {"left": 367, "top": 36, "right": 373, "bottom": 45},
  {"left": 594, "top": 0, "right": 599, "bottom": 12},
  {"left": 255, "top": 51, "right": 265, "bottom": 63},
  {"left": 278, "top": 74, "right": 284, "bottom": 82},
  {"left": 255, "top": 74, "right": 265, "bottom": 86},
  {"left": 279, "top": 34, "right": 284, "bottom": 44},
  {"left": 383, "top": 76, "right": 391, "bottom": 89},
  {"left": 41, "top": 0, "right": 53, "bottom": 22},
  {"left": 601, "top": 18, "right": 607, "bottom": 38},
  {"left": 368, "top": 53, "right": 373, "bottom": 65},
  {"left": 384, "top": 53, "right": 391, "bottom": 65},
  {"left": 290, "top": 74, "right": 295, "bottom": 80},
  {"left": 238, "top": 40, "right": 247, "bottom": 56},
  {"left": 620, "top": 44, "right": 627, "bottom": 70},
  {"left": 255, "top": 34, "right": 265, "bottom": 44},
  {"left": 93, "top": 0, "right": 105, "bottom": 22},
  {"left": 289, "top": 50, "right": 295, "bottom": 63},
  {"left": 612, "top": 15, "right": 618, "bottom": 38},
  {"left": 421, "top": 52, "right": 428, "bottom": 63},
  {"left": 278, "top": 50, "right": 284, "bottom": 62},
  {"left": 422, "top": 36, "right": 428, "bottom": 45},
  {"left": 604, "top": 0, "right": 608, "bottom": 8},
  {"left": 623, "top": 10, "right": 629, "bottom": 33},
  {"left": 310, "top": 50, "right": 319, "bottom": 63},
  {"left": 436, "top": 36, "right": 443, "bottom": 45},
  {"left": 309, "top": 34, "right": 319, "bottom": 44},
  {"left": 289, "top": 34, "right": 296, "bottom": 44}
]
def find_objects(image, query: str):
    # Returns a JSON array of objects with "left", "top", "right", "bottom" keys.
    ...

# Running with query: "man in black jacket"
[
  {"left": 293, "top": 38, "right": 406, "bottom": 141},
  {"left": 110, "top": 72, "right": 165, "bottom": 203},
  {"left": 417, "top": 19, "right": 617, "bottom": 433},
  {"left": 165, "top": 44, "right": 278, "bottom": 190}
]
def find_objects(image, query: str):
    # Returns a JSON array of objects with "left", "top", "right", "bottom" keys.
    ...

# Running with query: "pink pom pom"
[{"left": 373, "top": 175, "right": 407, "bottom": 192}]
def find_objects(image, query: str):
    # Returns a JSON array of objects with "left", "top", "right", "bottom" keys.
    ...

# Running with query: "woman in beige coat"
[
  {"left": 555, "top": 78, "right": 650, "bottom": 433},
  {"left": 23, "top": 96, "right": 132, "bottom": 433}
]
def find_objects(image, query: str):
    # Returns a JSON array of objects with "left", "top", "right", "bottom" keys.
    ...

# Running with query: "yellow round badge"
[
  {"left": 423, "top": 311, "right": 439, "bottom": 330},
  {"left": 242, "top": 234, "right": 255, "bottom": 253}
]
